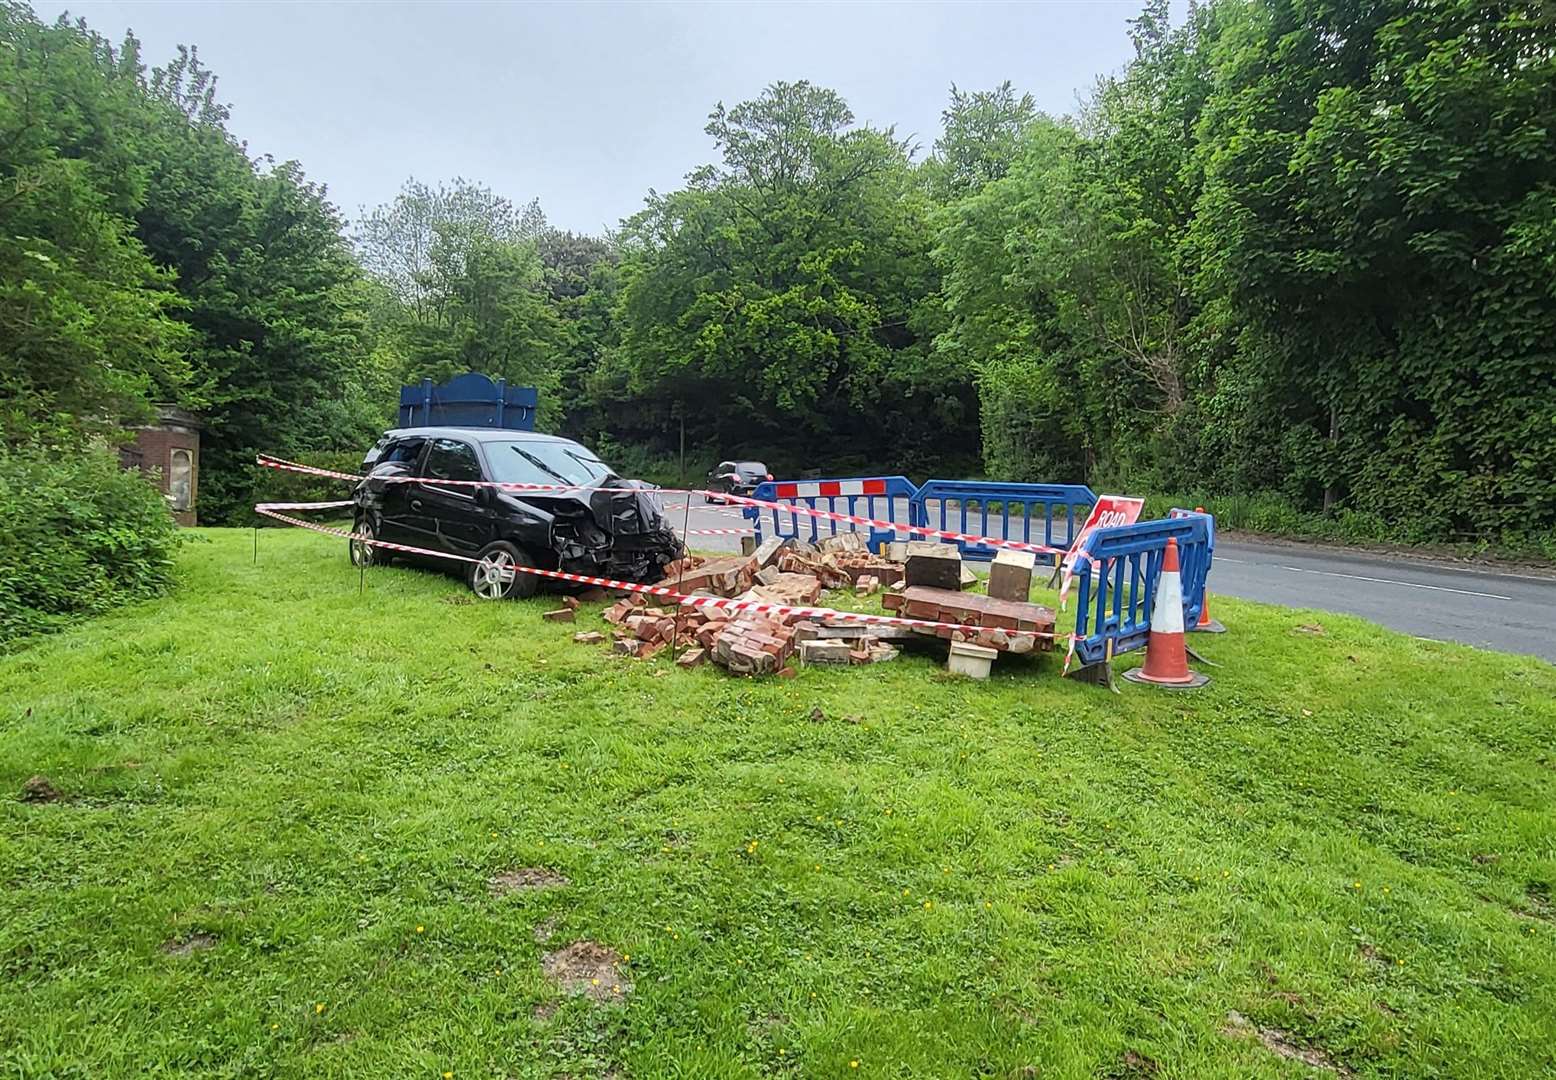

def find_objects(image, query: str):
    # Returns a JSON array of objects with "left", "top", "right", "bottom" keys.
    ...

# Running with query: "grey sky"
[{"left": 46, "top": 1, "right": 1147, "bottom": 234}]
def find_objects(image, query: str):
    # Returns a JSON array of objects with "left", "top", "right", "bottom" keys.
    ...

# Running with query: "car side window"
[
  {"left": 387, "top": 438, "right": 425, "bottom": 464},
  {"left": 424, "top": 439, "right": 483, "bottom": 485}
]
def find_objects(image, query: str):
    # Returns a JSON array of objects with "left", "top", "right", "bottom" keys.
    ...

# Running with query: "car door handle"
[{"left": 410, "top": 498, "right": 423, "bottom": 511}]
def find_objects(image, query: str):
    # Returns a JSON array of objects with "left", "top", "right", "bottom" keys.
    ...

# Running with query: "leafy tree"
[
  {"left": 1191, "top": 0, "right": 1556, "bottom": 535},
  {"left": 605, "top": 81, "right": 973, "bottom": 473},
  {"left": 926, "top": 81, "right": 1040, "bottom": 199},
  {"left": 0, "top": 5, "right": 189, "bottom": 444},
  {"left": 356, "top": 178, "right": 564, "bottom": 427}
]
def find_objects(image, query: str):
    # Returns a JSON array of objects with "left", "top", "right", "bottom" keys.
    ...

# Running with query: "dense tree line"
[{"left": 3, "top": 0, "right": 1553, "bottom": 546}]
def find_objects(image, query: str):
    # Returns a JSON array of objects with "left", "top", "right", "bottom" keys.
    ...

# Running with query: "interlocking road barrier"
[
  {"left": 742, "top": 476, "right": 919, "bottom": 549},
  {"left": 911, "top": 481, "right": 1097, "bottom": 563},
  {"left": 1067, "top": 514, "right": 1213, "bottom": 670}
]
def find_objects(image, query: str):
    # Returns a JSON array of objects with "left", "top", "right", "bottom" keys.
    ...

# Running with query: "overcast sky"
[{"left": 45, "top": 1, "right": 1148, "bottom": 234}]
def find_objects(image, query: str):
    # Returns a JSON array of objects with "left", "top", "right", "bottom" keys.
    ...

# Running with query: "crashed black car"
[{"left": 351, "top": 427, "right": 683, "bottom": 599}]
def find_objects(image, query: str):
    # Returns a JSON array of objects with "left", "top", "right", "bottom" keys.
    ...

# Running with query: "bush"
[{"left": 0, "top": 443, "right": 180, "bottom": 646}]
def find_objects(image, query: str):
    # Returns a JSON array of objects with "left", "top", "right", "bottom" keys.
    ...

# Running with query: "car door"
[
  {"left": 410, "top": 438, "right": 494, "bottom": 558},
  {"left": 371, "top": 437, "right": 426, "bottom": 544}
]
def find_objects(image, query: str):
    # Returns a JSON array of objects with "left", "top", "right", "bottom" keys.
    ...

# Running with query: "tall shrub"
[{"left": 0, "top": 444, "right": 180, "bottom": 646}]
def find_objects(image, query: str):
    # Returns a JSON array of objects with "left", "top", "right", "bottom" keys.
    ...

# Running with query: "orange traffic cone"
[
  {"left": 1123, "top": 538, "right": 1210, "bottom": 689},
  {"left": 1189, "top": 506, "right": 1227, "bottom": 633}
]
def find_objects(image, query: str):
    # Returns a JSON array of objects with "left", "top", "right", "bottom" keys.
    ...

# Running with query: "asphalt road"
[{"left": 666, "top": 498, "right": 1556, "bottom": 662}]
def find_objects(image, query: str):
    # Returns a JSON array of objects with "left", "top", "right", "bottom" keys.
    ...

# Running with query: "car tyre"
[
  {"left": 468, "top": 540, "right": 539, "bottom": 600},
  {"left": 350, "top": 515, "right": 379, "bottom": 567}
]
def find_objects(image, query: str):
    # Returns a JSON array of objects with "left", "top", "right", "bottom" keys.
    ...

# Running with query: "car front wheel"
[
  {"left": 468, "top": 540, "right": 539, "bottom": 600},
  {"left": 350, "top": 515, "right": 379, "bottom": 567}
]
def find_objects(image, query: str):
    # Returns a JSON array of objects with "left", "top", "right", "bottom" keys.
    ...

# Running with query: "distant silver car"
[{"left": 705, "top": 460, "right": 772, "bottom": 503}]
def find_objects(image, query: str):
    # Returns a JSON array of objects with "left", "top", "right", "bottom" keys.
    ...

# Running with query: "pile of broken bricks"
[{"left": 568, "top": 529, "right": 1058, "bottom": 680}]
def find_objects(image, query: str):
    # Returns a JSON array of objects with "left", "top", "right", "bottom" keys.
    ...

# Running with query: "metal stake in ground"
[{"left": 668, "top": 417, "right": 693, "bottom": 662}]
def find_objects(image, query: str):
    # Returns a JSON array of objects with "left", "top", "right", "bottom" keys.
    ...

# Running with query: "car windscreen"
[
  {"left": 485, "top": 441, "right": 613, "bottom": 488},
  {"left": 736, "top": 462, "right": 767, "bottom": 475}
]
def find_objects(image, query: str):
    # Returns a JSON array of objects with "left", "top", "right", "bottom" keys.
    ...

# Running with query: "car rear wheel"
[
  {"left": 468, "top": 540, "right": 539, "bottom": 600},
  {"left": 349, "top": 515, "right": 378, "bottom": 567}
]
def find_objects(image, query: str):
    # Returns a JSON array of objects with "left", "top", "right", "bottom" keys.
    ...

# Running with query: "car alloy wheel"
[
  {"left": 350, "top": 517, "right": 377, "bottom": 567},
  {"left": 469, "top": 540, "right": 539, "bottom": 600},
  {"left": 472, "top": 549, "right": 517, "bottom": 599}
]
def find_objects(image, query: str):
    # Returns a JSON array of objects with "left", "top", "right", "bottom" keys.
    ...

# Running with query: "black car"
[
  {"left": 705, "top": 460, "right": 772, "bottom": 503},
  {"left": 352, "top": 428, "right": 684, "bottom": 599}
]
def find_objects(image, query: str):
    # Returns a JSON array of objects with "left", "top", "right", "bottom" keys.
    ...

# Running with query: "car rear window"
[{"left": 486, "top": 441, "right": 612, "bottom": 488}]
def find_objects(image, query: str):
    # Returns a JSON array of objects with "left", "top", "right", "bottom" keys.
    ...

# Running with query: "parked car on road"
[
  {"left": 352, "top": 427, "right": 683, "bottom": 598},
  {"left": 705, "top": 460, "right": 772, "bottom": 503}
]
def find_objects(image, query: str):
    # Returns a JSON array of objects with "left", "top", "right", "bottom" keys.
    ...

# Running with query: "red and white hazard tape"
[
  {"left": 256, "top": 506, "right": 1069, "bottom": 644},
  {"left": 256, "top": 453, "right": 1061, "bottom": 557},
  {"left": 254, "top": 499, "right": 357, "bottom": 511},
  {"left": 719, "top": 490, "right": 1064, "bottom": 558},
  {"left": 679, "top": 527, "right": 756, "bottom": 537}
]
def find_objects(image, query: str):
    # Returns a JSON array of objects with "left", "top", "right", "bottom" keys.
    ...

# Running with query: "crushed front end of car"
[{"left": 534, "top": 479, "right": 683, "bottom": 583}]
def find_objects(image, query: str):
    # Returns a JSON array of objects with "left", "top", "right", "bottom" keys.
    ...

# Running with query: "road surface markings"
[{"left": 1278, "top": 565, "right": 1512, "bottom": 600}]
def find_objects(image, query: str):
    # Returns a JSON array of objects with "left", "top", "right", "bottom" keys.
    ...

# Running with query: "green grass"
[{"left": 2, "top": 529, "right": 1554, "bottom": 1078}]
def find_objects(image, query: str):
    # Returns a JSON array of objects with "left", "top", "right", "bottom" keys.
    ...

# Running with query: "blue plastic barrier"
[
  {"left": 744, "top": 476, "right": 918, "bottom": 549},
  {"left": 398, "top": 372, "right": 538, "bottom": 431},
  {"left": 1069, "top": 515, "right": 1213, "bottom": 667},
  {"left": 911, "top": 481, "right": 1097, "bottom": 562}
]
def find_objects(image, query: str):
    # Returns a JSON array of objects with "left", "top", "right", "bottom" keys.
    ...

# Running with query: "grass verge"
[{"left": 2, "top": 528, "right": 1553, "bottom": 1078}]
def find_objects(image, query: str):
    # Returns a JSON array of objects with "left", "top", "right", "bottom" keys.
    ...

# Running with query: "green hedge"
[{"left": 0, "top": 443, "right": 180, "bottom": 646}]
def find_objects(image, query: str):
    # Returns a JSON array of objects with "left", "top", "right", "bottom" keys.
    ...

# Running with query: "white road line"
[{"left": 1278, "top": 565, "right": 1513, "bottom": 600}]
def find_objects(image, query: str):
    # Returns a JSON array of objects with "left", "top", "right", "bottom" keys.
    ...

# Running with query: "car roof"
[{"left": 381, "top": 427, "right": 579, "bottom": 446}]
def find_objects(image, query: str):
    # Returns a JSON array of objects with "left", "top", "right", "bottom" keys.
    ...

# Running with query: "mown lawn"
[{"left": 2, "top": 527, "right": 1554, "bottom": 1079}]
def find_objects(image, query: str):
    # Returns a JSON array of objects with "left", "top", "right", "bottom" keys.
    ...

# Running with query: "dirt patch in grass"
[
  {"left": 1104, "top": 1049, "right": 1159, "bottom": 1077},
  {"left": 532, "top": 1000, "right": 558, "bottom": 1022},
  {"left": 1358, "top": 942, "right": 1391, "bottom": 968},
  {"left": 532, "top": 915, "right": 560, "bottom": 944},
  {"left": 489, "top": 867, "right": 570, "bottom": 895},
  {"left": 161, "top": 932, "right": 217, "bottom": 956},
  {"left": 1223, "top": 1010, "right": 1351, "bottom": 1076},
  {"left": 20, "top": 775, "right": 61, "bottom": 802},
  {"left": 541, "top": 940, "right": 632, "bottom": 1003},
  {"left": 1521, "top": 882, "right": 1553, "bottom": 921}
]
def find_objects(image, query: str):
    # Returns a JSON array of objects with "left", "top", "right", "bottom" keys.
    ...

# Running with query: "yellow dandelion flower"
[
  {"left": 416, "top": 925, "right": 425, "bottom": 933},
  {"left": 814, "top": 864, "right": 821, "bottom": 871},
  {"left": 271, "top": 1023, "right": 279, "bottom": 1031},
  {"left": 923, "top": 900, "right": 933, "bottom": 910},
  {"left": 984, "top": 901, "right": 992, "bottom": 909},
  {"left": 315, "top": 1003, "right": 325, "bottom": 1014},
  {"left": 591, "top": 978, "right": 600, "bottom": 986},
  {"left": 613, "top": 984, "right": 621, "bottom": 993},
  {"left": 622, "top": 953, "right": 631, "bottom": 961},
  {"left": 901, "top": 888, "right": 910, "bottom": 896},
  {"left": 778, "top": 1048, "right": 786, "bottom": 1056},
  {"left": 444, "top": 1073, "right": 453, "bottom": 1079},
  {"left": 1353, "top": 881, "right": 1362, "bottom": 890},
  {"left": 850, "top": 1060, "right": 860, "bottom": 1069}
]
